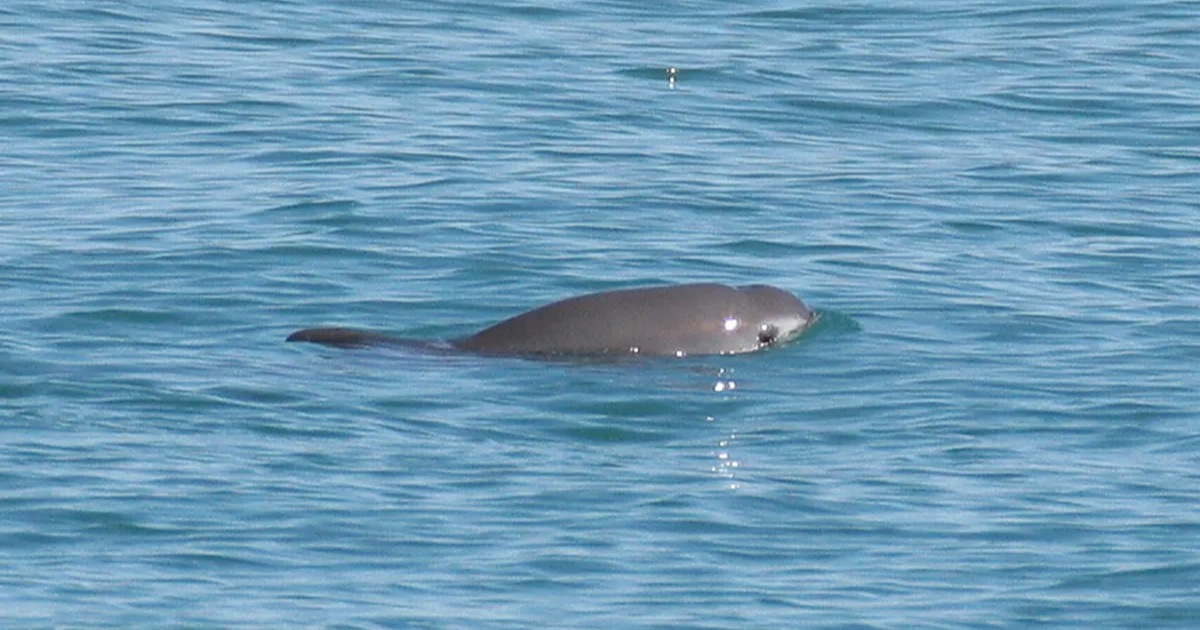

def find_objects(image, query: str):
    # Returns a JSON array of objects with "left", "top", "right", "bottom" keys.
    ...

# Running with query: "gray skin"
[{"left": 287, "top": 283, "right": 816, "bottom": 357}]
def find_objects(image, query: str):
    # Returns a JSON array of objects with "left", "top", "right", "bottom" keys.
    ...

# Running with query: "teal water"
[{"left": 3, "top": 1, "right": 1200, "bottom": 628}]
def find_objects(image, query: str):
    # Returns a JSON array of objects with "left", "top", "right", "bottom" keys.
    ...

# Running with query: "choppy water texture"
[{"left": 3, "top": 1, "right": 1200, "bottom": 628}]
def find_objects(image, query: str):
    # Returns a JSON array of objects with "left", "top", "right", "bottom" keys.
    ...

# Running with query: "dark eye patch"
[{"left": 757, "top": 325, "right": 779, "bottom": 346}]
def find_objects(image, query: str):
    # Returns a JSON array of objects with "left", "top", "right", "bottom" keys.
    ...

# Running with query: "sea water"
[{"left": 2, "top": 1, "right": 1199, "bottom": 628}]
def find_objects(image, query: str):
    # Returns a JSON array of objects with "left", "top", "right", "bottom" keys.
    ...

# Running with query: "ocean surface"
[{"left": 3, "top": 0, "right": 1199, "bottom": 628}]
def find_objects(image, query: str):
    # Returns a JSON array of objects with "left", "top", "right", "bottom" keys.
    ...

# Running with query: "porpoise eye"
[{"left": 757, "top": 325, "right": 779, "bottom": 346}]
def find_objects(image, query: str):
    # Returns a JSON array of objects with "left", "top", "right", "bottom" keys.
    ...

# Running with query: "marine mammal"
[{"left": 287, "top": 283, "right": 816, "bottom": 357}]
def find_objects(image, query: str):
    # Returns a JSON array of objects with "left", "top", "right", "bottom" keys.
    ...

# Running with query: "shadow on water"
[{"left": 804, "top": 309, "right": 862, "bottom": 337}]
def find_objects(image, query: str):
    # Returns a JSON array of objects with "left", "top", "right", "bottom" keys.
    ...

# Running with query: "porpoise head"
[{"left": 734, "top": 284, "right": 818, "bottom": 352}]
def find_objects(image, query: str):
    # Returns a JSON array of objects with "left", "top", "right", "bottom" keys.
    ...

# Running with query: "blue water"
[{"left": 3, "top": 0, "right": 1200, "bottom": 627}]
